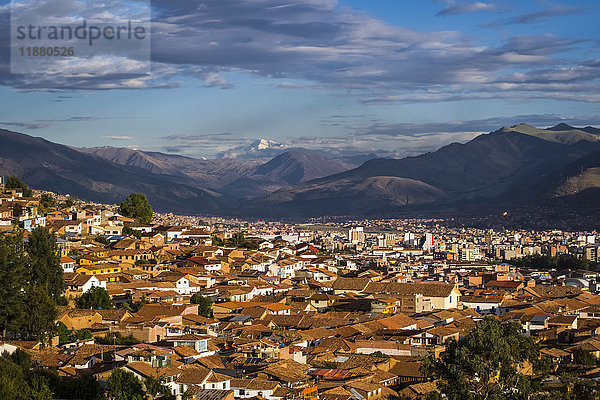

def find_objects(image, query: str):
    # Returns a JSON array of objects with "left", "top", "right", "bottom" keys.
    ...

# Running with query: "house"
[
  {"left": 189, "top": 389, "right": 235, "bottom": 400},
  {"left": 484, "top": 280, "right": 524, "bottom": 292},
  {"left": 60, "top": 256, "right": 76, "bottom": 273},
  {"left": 57, "top": 308, "right": 103, "bottom": 330},
  {"left": 332, "top": 277, "right": 371, "bottom": 295},
  {"left": 547, "top": 315, "right": 578, "bottom": 329},
  {"left": 364, "top": 282, "right": 461, "bottom": 310},
  {"left": 64, "top": 273, "right": 106, "bottom": 294},
  {"left": 110, "top": 249, "right": 154, "bottom": 265},
  {"left": 461, "top": 294, "right": 503, "bottom": 315},
  {"left": 295, "top": 268, "right": 337, "bottom": 283},
  {"left": 260, "top": 359, "right": 311, "bottom": 388},
  {"left": 124, "top": 345, "right": 184, "bottom": 398},
  {"left": 355, "top": 340, "right": 411, "bottom": 356},
  {"left": 165, "top": 334, "right": 215, "bottom": 359},
  {"left": 76, "top": 263, "right": 122, "bottom": 278},
  {"left": 410, "top": 326, "right": 460, "bottom": 347},
  {"left": 309, "top": 293, "right": 336, "bottom": 312},
  {"left": 230, "top": 378, "right": 282, "bottom": 400},
  {"left": 270, "top": 257, "right": 305, "bottom": 279},
  {"left": 176, "top": 365, "right": 231, "bottom": 394}
]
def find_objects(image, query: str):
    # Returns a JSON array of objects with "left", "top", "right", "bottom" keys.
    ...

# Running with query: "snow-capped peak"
[{"left": 250, "top": 139, "right": 286, "bottom": 151}]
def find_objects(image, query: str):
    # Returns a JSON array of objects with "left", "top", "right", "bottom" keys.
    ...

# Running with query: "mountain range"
[{"left": 1, "top": 123, "right": 600, "bottom": 220}]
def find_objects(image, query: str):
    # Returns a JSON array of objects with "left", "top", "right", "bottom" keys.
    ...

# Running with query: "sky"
[{"left": 0, "top": 0, "right": 599, "bottom": 159}]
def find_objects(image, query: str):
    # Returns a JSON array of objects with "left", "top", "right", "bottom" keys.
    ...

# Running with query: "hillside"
[
  {"left": 500, "top": 123, "right": 600, "bottom": 145},
  {"left": 222, "top": 150, "right": 348, "bottom": 198},
  {"left": 0, "top": 129, "right": 236, "bottom": 213},
  {"left": 3, "top": 123, "right": 600, "bottom": 218},
  {"left": 244, "top": 124, "right": 600, "bottom": 216},
  {"left": 79, "top": 146, "right": 260, "bottom": 189}
]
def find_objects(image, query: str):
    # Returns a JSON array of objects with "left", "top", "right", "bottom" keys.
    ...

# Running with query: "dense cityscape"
[
  {"left": 2, "top": 0, "right": 600, "bottom": 399},
  {"left": 0, "top": 176, "right": 599, "bottom": 399}
]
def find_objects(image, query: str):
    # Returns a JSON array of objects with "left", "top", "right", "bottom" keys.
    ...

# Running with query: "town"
[{"left": 1, "top": 175, "right": 599, "bottom": 400}]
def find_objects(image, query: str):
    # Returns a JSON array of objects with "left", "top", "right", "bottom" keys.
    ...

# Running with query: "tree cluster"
[
  {"left": 423, "top": 317, "right": 543, "bottom": 400},
  {"left": 510, "top": 253, "right": 594, "bottom": 271},
  {"left": 0, "top": 228, "right": 64, "bottom": 342},
  {"left": 119, "top": 193, "right": 153, "bottom": 225},
  {"left": 107, "top": 367, "right": 172, "bottom": 400},
  {"left": 76, "top": 286, "right": 114, "bottom": 310},
  {"left": 0, "top": 349, "right": 104, "bottom": 399},
  {"left": 96, "top": 332, "right": 141, "bottom": 346},
  {"left": 190, "top": 293, "right": 213, "bottom": 317},
  {"left": 211, "top": 232, "right": 258, "bottom": 249},
  {"left": 38, "top": 194, "right": 56, "bottom": 215},
  {"left": 56, "top": 322, "right": 92, "bottom": 345},
  {"left": 5, "top": 176, "right": 33, "bottom": 197},
  {"left": 122, "top": 226, "right": 142, "bottom": 239}
]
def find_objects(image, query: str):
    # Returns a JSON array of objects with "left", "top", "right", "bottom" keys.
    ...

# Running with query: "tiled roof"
[{"left": 364, "top": 282, "right": 456, "bottom": 297}]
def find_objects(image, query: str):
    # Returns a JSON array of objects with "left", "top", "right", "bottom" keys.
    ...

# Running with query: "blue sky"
[{"left": 0, "top": 0, "right": 599, "bottom": 158}]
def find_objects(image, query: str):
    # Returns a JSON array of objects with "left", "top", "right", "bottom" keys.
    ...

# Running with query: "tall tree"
[
  {"left": 0, "top": 357, "right": 35, "bottom": 400},
  {"left": 422, "top": 317, "right": 540, "bottom": 400},
  {"left": 0, "top": 353, "right": 52, "bottom": 400},
  {"left": 119, "top": 193, "right": 153, "bottom": 224},
  {"left": 20, "top": 284, "right": 58, "bottom": 342},
  {"left": 0, "top": 234, "right": 27, "bottom": 337},
  {"left": 190, "top": 293, "right": 213, "bottom": 317},
  {"left": 107, "top": 368, "right": 146, "bottom": 400},
  {"left": 26, "top": 227, "right": 64, "bottom": 301}
]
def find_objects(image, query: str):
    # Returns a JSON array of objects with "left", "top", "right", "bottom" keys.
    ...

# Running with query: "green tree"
[
  {"left": 20, "top": 284, "right": 58, "bottom": 342},
  {"left": 0, "top": 233, "right": 28, "bottom": 337},
  {"left": 510, "top": 254, "right": 592, "bottom": 271},
  {"left": 119, "top": 193, "right": 153, "bottom": 224},
  {"left": 574, "top": 349, "right": 596, "bottom": 366},
  {"left": 59, "top": 197, "right": 75, "bottom": 209},
  {"left": 370, "top": 351, "right": 389, "bottom": 358},
  {"left": 422, "top": 317, "right": 540, "bottom": 400},
  {"left": 107, "top": 368, "right": 146, "bottom": 400},
  {"left": 77, "top": 286, "right": 114, "bottom": 309},
  {"left": 144, "top": 375, "right": 171, "bottom": 399},
  {"left": 28, "top": 376, "right": 53, "bottom": 400},
  {"left": 0, "top": 353, "right": 52, "bottom": 400},
  {"left": 56, "top": 322, "right": 93, "bottom": 345},
  {"left": 230, "top": 232, "right": 246, "bottom": 248},
  {"left": 211, "top": 235, "right": 224, "bottom": 246},
  {"left": 570, "top": 380, "right": 598, "bottom": 400},
  {"left": 38, "top": 194, "right": 55, "bottom": 212},
  {"left": 0, "top": 233, "right": 58, "bottom": 341},
  {"left": 5, "top": 176, "right": 33, "bottom": 197},
  {"left": 56, "top": 373, "right": 104, "bottom": 400},
  {"left": 8, "top": 349, "right": 32, "bottom": 372},
  {"left": 122, "top": 226, "right": 142, "bottom": 238},
  {"left": 26, "top": 227, "right": 64, "bottom": 301},
  {"left": 96, "top": 333, "right": 140, "bottom": 346},
  {"left": 0, "top": 356, "right": 35, "bottom": 400},
  {"left": 190, "top": 293, "right": 212, "bottom": 317}
]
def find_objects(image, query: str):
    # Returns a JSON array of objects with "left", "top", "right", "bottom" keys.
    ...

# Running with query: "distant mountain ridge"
[
  {"left": 241, "top": 123, "right": 600, "bottom": 216},
  {"left": 2, "top": 122, "right": 600, "bottom": 220},
  {"left": 0, "top": 129, "right": 236, "bottom": 213},
  {"left": 78, "top": 146, "right": 349, "bottom": 199},
  {"left": 221, "top": 150, "right": 348, "bottom": 199},
  {"left": 78, "top": 146, "right": 260, "bottom": 189}
]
